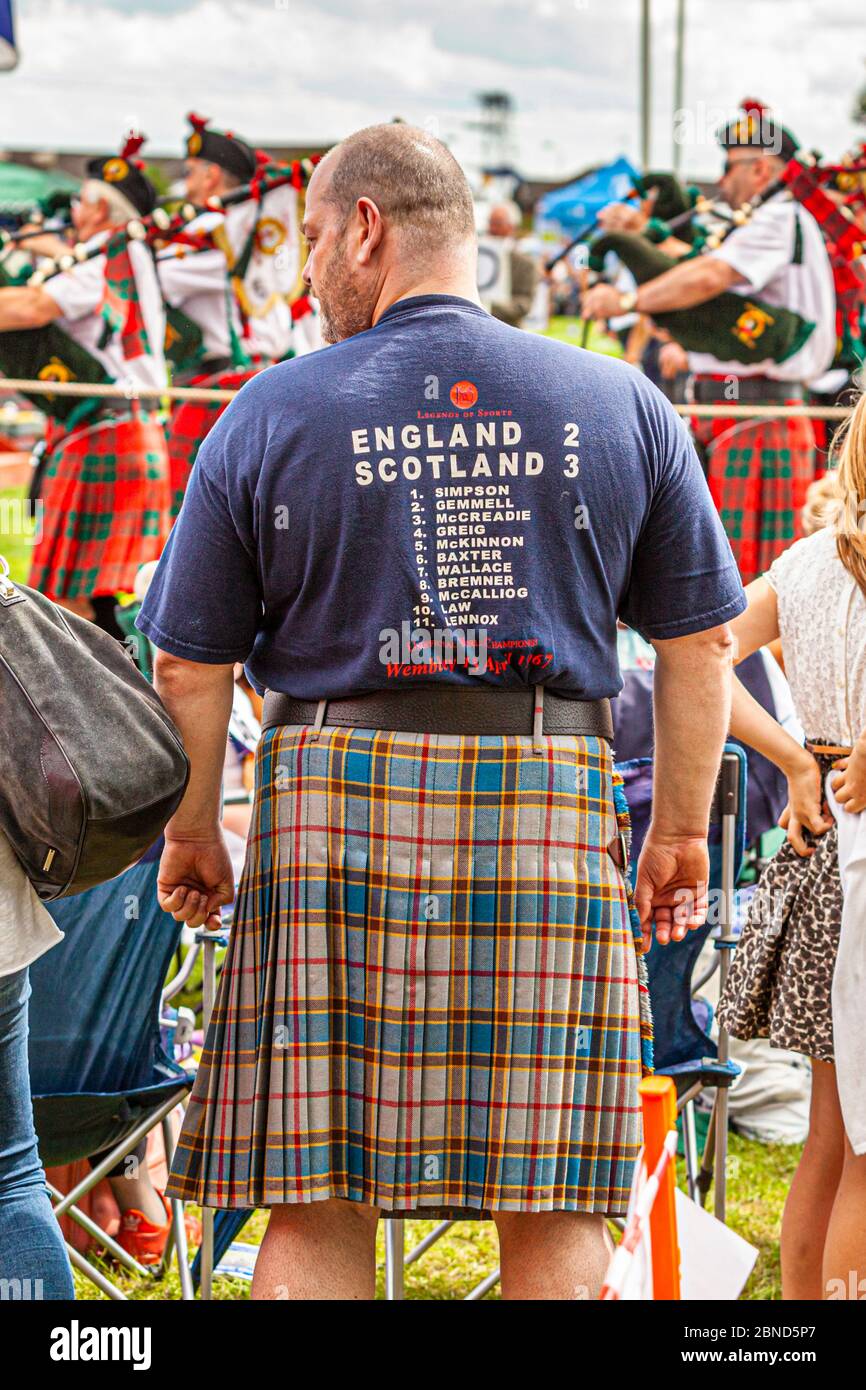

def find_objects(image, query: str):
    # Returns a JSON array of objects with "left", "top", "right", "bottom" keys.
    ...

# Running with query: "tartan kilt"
[
  {"left": 166, "top": 725, "right": 651, "bottom": 1216},
  {"left": 695, "top": 412, "right": 818, "bottom": 585},
  {"left": 28, "top": 411, "right": 171, "bottom": 601},
  {"left": 166, "top": 368, "right": 259, "bottom": 518}
]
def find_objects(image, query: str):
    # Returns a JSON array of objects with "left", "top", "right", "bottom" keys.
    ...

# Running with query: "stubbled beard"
[{"left": 315, "top": 241, "right": 376, "bottom": 344}]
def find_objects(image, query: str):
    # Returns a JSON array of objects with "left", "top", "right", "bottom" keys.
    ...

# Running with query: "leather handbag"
[{"left": 0, "top": 560, "right": 189, "bottom": 899}]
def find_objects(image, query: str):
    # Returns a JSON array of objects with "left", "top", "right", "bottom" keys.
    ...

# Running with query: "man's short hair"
[
  {"left": 320, "top": 123, "right": 476, "bottom": 250},
  {"left": 214, "top": 165, "right": 243, "bottom": 192},
  {"left": 81, "top": 178, "right": 139, "bottom": 225}
]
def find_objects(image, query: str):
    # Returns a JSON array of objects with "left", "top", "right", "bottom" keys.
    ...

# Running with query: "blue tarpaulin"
[{"left": 536, "top": 157, "right": 641, "bottom": 235}]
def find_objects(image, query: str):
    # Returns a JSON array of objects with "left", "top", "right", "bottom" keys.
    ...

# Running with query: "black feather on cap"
[
  {"left": 185, "top": 112, "right": 257, "bottom": 182},
  {"left": 717, "top": 99, "right": 799, "bottom": 164},
  {"left": 86, "top": 132, "right": 157, "bottom": 216}
]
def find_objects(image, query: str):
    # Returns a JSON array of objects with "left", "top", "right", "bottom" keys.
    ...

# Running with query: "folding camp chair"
[
  {"left": 617, "top": 743, "right": 748, "bottom": 1220},
  {"left": 27, "top": 840, "right": 196, "bottom": 1300}
]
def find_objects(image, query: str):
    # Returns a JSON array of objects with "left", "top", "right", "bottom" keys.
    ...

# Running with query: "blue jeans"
[{"left": 0, "top": 967, "right": 74, "bottom": 1300}]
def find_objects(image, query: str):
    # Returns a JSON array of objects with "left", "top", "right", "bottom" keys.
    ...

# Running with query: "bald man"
[
  {"left": 486, "top": 202, "right": 540, "bottom": 327},
  {"left": 139, "top": 124, "right": 745, "bottom": 1301}
]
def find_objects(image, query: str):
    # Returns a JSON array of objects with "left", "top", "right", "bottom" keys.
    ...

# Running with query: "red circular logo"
[{"left": 450, "top": 380, "right": 478, "bottom": 409}]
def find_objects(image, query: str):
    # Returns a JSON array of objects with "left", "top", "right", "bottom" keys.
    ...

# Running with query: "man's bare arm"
[
  {"left": 650, "top": 623, "right": 735, "bottom": 836},
  {"left": 638, "top": 255, "right": 743, "bottom": 313},
  {"left": 630, "top": 623, "right": 734, "bottom": 950},
  {"left": 153, "top": 649, "right": 236, "bottom": 929},
  {"left": 582, "top": 255, "right": 744, "bottom": 322},
  {"left": 0, "top": 286, "right": 62, "bottom": 331}
]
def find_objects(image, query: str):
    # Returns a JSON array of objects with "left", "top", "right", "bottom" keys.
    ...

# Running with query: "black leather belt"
[
  {"left": 262, "top": 685, "right": 613, "bottom": 741},
  {"left": 692, "top": 376, "right": 804, "bottom": 404}
]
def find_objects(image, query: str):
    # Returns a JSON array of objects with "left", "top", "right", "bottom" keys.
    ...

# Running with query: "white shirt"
[
  {"left": 215, "top": 199, "right": 298, "bottom": 362},
  {"left": 0, "top": 831, "right": 62, "bottom": 978},
  {"left": 44, "top": 231, "right": 167, "bottom": 394},
  {"left": 689, "top": 197, "right": 836, "bottom": 384},
  {"left": 766, "top": 526, "right": 866, "bottom": 745},
  {"left": 157, "top": 211, "right": 238, "bottom": 363}
]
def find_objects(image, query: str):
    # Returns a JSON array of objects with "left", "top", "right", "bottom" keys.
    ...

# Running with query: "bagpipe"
[
  {"left": 581, "top": 151, "right": 866, "bottom": 368},
  {"left": 0, "top": 156, "right": 321, "bottom": 416},
  {"left": 586, "top": 229, "right": 815, "bottom": 366},
  {"left": 29, "top": 157, "right": 320, "bottom": 373},
  {"left": 0, "top": 189, "right": 75, "bottom": 241},
  {"left": 0, "top": 250, "right": 113, "bottom": 424},
  {"left": 21, "top": 157, "right": 320, "bottom": 286}
]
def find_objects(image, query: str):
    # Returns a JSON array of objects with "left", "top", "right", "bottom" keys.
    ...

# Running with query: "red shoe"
[{"left": 116, "top": 1193, "right": 202, "bottom": 1267}]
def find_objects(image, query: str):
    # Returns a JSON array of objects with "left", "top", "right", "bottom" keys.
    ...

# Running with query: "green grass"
[
  {"left": 539, "top": 316, "right": 624, "bottom": 356},
  {"left": 0, "top": 484, "right": 34, "bottom": 583},
  {"left": 70, "top": 1130, "right": 800, "bottom": 1301}
]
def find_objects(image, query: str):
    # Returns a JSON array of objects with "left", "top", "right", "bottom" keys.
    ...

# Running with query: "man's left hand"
[{"left": 633, "top": 830, "right": 710, "bottom": 953}]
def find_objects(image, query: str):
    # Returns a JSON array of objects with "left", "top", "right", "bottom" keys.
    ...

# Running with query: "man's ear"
[{"left": 355, "top": 196, "right": 384, "bottom": 265}]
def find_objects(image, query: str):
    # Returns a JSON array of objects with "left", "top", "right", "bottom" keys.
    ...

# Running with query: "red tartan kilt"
[
  {"left": 166, "top": 368, "right": 259, "bottom": 516},
  {"left": 695, "top": 412, "right": 818, "bottom": 586},
  {"left": 28, "top": 412, "right": 171, "bottom": 601}
]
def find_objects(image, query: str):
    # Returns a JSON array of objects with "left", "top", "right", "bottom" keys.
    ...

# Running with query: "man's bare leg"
[
  {"left": 251, "top": 1198, "right": 380, "bottom": 1300},
  {"left": 494, "top": 1210, "right": 613, "bottom": 1300}
]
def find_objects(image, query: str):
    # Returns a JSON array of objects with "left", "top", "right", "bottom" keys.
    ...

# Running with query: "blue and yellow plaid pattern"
[{"left": 167, "top": 725, "right": 650, "bottom": 1216}]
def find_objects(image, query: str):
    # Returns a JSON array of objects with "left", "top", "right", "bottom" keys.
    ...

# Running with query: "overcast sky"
[{"left": 3, "top": 0, "right": 865, "bottom": 180}]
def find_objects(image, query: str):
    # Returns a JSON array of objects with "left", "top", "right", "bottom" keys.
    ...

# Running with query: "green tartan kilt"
[
  {"left": 695, "top": 412, "right": 819, "bottom": 586},
  {"left": 28, "top": 411, "right": 171, "bottom": 601}
]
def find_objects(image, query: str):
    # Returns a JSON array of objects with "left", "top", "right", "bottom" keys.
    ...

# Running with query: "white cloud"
[{"left": 3, "top": 0, "right": 865, "bottom": 181}]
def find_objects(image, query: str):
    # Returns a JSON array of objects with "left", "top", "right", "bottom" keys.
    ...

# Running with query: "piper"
[
  {"left": 0, "top": 132, "right": 170, "bottom": 635},
  {"left": 582, "top": 98, "right": 836, "bottom": 585}
]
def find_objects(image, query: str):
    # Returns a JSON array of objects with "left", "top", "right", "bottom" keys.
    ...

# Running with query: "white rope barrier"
[
  {"left": 673, "top": 402, "right": 852, "bottom": 420},
  {"left": 0, "top": 377, "right": 237, "bottom": 404},
  {"left": 0, "top": 376, "right": 855, "bottom": 418}
]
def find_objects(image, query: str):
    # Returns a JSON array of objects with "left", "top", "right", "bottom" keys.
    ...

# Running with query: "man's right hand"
[
  {"left": 632, "top": 830, "right": 710, "bottom": 952},
  {"left": 157, "top": 831, "right": 235, "bottom": 931}
]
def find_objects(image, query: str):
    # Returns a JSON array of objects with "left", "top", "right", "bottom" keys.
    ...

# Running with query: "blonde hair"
[
  {"left": 832, "top": 391, "right": 866, "bottom": 598},
  {"left": 802, "top": 470, "right": 841, "bottom": 535}
]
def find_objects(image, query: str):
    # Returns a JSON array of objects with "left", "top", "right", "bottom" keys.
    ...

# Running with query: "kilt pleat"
[{"left": 167, "top": 725, "right": 649, "bottom": 1216}]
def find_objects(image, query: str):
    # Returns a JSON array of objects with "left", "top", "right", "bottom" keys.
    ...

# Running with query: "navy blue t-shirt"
[{"left": 138, "top": 295, "right": 746, "bottom": 699}]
